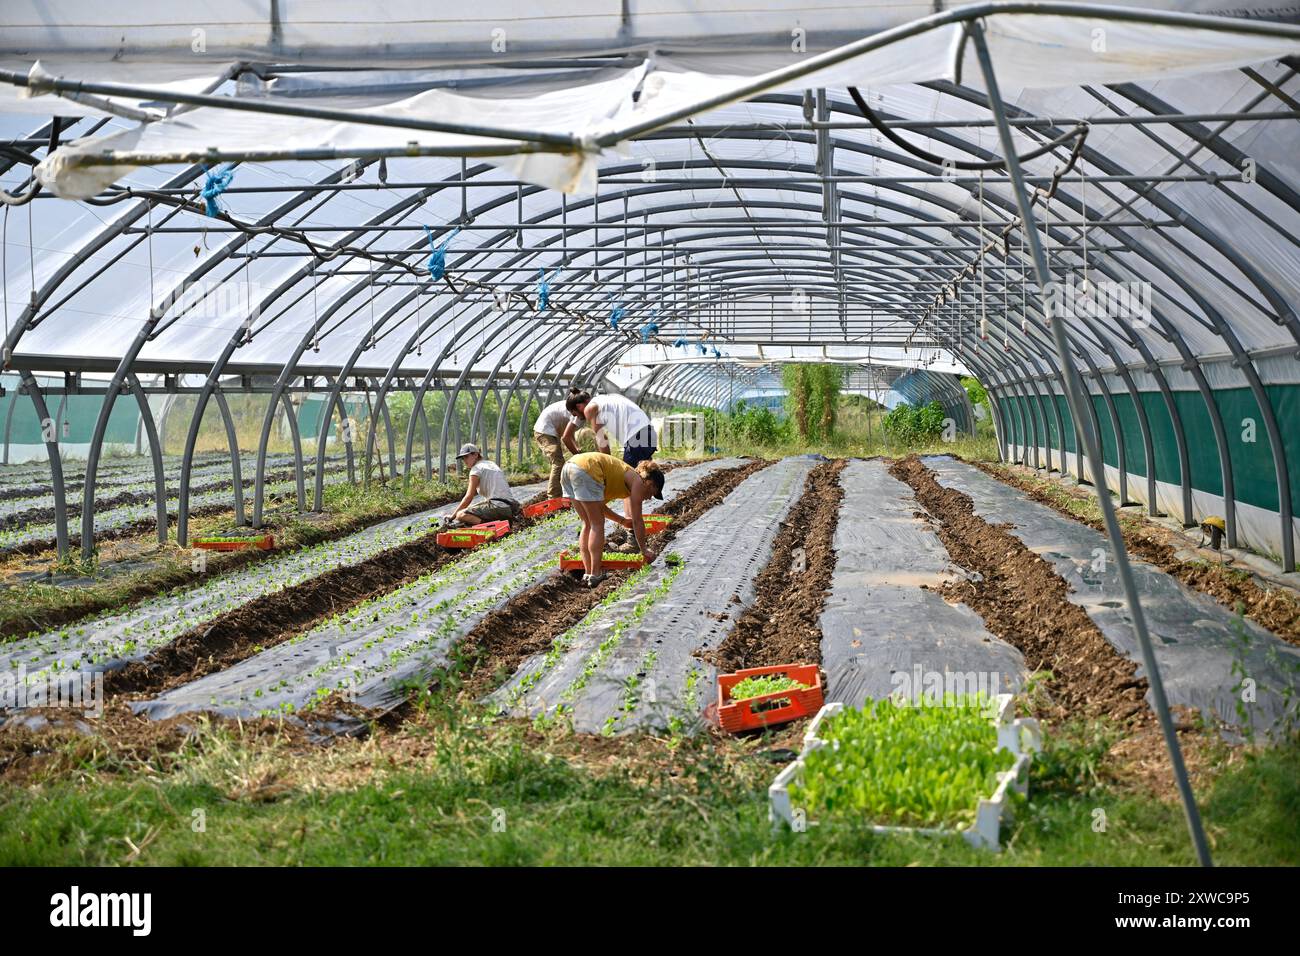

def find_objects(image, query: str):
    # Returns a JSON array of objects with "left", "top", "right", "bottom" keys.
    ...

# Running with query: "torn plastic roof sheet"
[
  {"left": 819, "top": 458, "right": 1026, "bottom": 708},
  {"left": 924, "top": 455, "right": 1300, "bottom": 737}
]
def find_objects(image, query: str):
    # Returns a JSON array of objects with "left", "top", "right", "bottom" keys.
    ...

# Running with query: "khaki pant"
[
  {"left": 534, "top": 432, "right": 565, "bottom": 499},
  {"left": 464, "top": 499, "right": 517, "bottom": 523}
]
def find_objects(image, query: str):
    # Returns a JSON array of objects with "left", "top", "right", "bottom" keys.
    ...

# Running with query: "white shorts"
[{"left": 561, "top": 462, "right": 605, "bottom": 502}]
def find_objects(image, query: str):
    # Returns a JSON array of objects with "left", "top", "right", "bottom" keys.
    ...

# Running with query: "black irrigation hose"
[{"left": 847, "top": 86, "right": 1088, "bottom": 171}]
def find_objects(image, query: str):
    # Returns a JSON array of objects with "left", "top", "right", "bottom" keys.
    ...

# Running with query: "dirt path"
[
  {"left": 454, "top": 459, "right": 773, "bottom": 700},
  {"left": 978, "top": 461, "right": 1300, "bottom": 647},
  {"left": 704, "top": 458, "right": 844, "bottom": 672},
  {"left": 890, "top": 455, "right": 1153, "bottom": 728}
]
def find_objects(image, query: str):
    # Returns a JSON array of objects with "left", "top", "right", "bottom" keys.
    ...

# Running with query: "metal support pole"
[
  {"left": 971, "top": 19, "right": 1211, "bottom": 866},
  {"left": 22, "top": 372, "right": 69, "bottom": 559},
  {"left": 127, "top": 372, "right": 168, "bottom": 545},
  {"left": 212, "top": 387, "right": 246, "bottom": 526},
  {"left": 3, "top": 389, "right": 17, "bottom": 465}
]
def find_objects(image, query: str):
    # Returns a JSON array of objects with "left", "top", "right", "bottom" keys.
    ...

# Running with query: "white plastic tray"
[{"left": 768, "top": 693, "right": 1042, "bottom": 851}]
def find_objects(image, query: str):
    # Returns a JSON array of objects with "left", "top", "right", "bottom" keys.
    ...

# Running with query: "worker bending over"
[
  {"left": 564, "top": 388, "right": 657, "bottom": 467},
  {"left": 561, "top": 451, "right": 664, "bottom": 587},
  {"left": 532, "top": 398, "right": 581, "bottom": 500},
  {"left": 449, "top": 443, "right": 520, "bottom": 526}
]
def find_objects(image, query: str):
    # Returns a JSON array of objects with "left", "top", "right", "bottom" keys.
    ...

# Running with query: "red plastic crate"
[
  {"left": 558, "top": 550, "right": 645, "bottom": 572},
  {"left": 643, "top": 514, "right": 672, "bottom": 535},
  {"left": 193, "top": 534, "right": 275, "bottom": 551},
  {"left": 436, "top": 520, "right": 511, "bottom": 549},
  {"left": 717, "top": 664, "right": 824, "bottom": 733},
  {"left": 523, "top": 497, "right": 570, "bottom": 518}
]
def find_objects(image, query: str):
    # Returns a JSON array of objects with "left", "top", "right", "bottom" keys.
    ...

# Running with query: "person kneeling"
[{"left": 449, "top": 443, "right": 520, "bottom": 526}]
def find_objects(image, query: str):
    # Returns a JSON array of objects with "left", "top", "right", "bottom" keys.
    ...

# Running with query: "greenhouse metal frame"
[{"left": 4, "top": 1, "right": 1300, "bottom": 863}]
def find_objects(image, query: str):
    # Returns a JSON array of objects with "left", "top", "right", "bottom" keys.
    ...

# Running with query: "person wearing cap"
[
  {"left": 532, "top": 398, "right": 581, "bottom": 500},
  {"left": 563, "top": 388, "right": 657, "bottom": 468},
  {"left": 561, "top": 451, "right": 666, "bottom": 587},
  {"left": 448, "top": 443, "right": 520, "bottom": 526}
]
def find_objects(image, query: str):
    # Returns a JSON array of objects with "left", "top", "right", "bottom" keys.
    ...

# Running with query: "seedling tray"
[
  {"left": 523, "top": 497, "right": 570, "bottom": 518},
  {"left": 643, "top": 514, "right": 672, "bottom": 535},
  {"left": 193, "top": 533, "right": 276, "bottom": 551},
  {"left": 558, "top": 550, "right": 645, "bottom": 572},
  {"left": 768, "top": 694, "right": 1042, "bottom": 851},
  {"left": 436, "top": 520, "right": 511, "bottom": 549},
  {"left": 717, "top": 663, "right": 823, "bottom": 733}
]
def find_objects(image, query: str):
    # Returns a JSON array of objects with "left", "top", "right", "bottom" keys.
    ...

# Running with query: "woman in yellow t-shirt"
[{"left": 560, "top": 452, "right": 665, "bottom": 587}]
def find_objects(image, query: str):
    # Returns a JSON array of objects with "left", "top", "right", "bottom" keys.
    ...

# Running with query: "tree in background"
[
  {"left": 960, "top": 375, "right": 990, "bottom": 415},
  {"left": 782, "top": 364, "right": 811, "bottom": 440},
  {"left": 781, "top": 363, "right": 844, "bottom": 442}
]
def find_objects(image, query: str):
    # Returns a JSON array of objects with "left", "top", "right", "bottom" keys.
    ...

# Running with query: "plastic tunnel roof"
[{"left": 2, "top": 1, "right": 1300, "bottom": 563}]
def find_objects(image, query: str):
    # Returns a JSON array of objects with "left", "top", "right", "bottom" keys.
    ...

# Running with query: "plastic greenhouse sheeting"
[
  {"left": 0, "top": 453, "right": 330, "bottom": 522},
  {"left": 925, "top": 455, "right": 1300, "bottom": 737},
  {"left": 995, "top": 376, "right": 1300, "bottom": 563},
  {"left": 3, "top": 0, "right": 1300, "bottom": 581},
  {"left": 22, "top": 12, "right": 1300, "bottom": 198},
  {"left": 132, "top": 457, "right": 740, "bottom": 720},
  {"left": 819, "top": 459, "right": 1026, "bottom": 707},
  {"left": 492, "top": 455, "right": 815, "bottom": 735}
]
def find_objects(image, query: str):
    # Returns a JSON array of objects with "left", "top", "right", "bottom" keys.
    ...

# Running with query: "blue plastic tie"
[
  {"left": 423, "top": 225, "right": 461, "bottom": 280},
  {"left": 200, "top": 166, "right": 235, "bottom": 218},
  {"left": 639, "top": 321, "right": 659, "bottom": 344},
  {"left": 711, "top": 346, "right": 722, "bottom": 359},
  {"left": 537, "top": 269, "right": 550, "bottom": 312},
  {"left": 697, "top": 343, "right": 708, "bottom": 355},
  {"left": 609, "top": 305, "right": 625, "bottom": 330},
  {"left": 673, "top": 337, "right": 689, "bottom": 348}
]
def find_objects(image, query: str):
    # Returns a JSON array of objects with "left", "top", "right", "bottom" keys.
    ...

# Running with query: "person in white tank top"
[{"left": 563, "top": 388, "right": 657, "bottom": 467}]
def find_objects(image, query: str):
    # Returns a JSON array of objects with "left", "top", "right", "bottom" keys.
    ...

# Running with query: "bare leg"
[{"left": 575, "top": 500, "right": 603, "bottom": 575}]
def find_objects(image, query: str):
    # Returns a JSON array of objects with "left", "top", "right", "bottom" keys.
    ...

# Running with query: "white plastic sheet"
[{"left": 22, "top": 11, "right": 1300, "bottom": 198}]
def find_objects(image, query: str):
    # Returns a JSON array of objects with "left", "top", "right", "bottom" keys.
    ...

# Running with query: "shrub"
[{"left": 882, "top": 400, "right": 947, "bottom": 444}]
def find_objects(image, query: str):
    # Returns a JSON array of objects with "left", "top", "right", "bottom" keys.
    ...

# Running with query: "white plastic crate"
[{"left": 768, "top": 693, "right": 1042, "bottom": 851}]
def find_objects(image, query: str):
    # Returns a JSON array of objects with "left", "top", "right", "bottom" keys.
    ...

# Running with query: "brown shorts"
[{"left": 465, "top": 499, "right": 516, "bottom": 523}]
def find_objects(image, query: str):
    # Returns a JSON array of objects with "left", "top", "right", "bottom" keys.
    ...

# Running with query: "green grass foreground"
[{"left": 1, "top": 711, "right": 1295, "bottom": 866}]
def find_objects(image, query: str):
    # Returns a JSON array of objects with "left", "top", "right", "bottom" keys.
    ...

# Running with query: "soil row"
[
  {"left": 103, "top": 488, "right": 549, "bottom": 699},
  {"left": 451, "top": 458, "right": 774, "bottom": 701},
  {"left": 977, "top": 461, "right": 1300, "bottom": 647},
  {"left": 890, "top": 455, "right": 1154, "bottom": 727},
  {"left": 704, "top": 458, "right": 845, "bottom": 673}
]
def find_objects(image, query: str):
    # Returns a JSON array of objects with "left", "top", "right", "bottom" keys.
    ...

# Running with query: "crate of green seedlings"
[
  {"left": 717, "top": 663, "right": 823, "bottom": 732},
  {"left": 193, "top": 528, "right": 276, "bottom": 551},
  {"left": 558, "top": 549, "right": 644, "bottom": 572},
  {"left": 768, "top": 693, "right": 1041, "bottom": 851}
]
